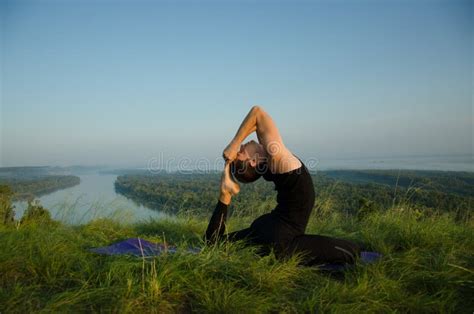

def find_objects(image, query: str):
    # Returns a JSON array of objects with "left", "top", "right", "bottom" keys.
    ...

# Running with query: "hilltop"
[{"left": 0, "top": 200, "right": 472, "bottom": 312}]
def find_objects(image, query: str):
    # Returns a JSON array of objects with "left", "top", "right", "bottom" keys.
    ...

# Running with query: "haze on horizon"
[{"left": 1, "top": 0, "right": 472, "bottom": 169}]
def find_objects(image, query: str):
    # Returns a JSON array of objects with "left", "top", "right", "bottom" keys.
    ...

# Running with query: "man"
[{"left": 205, "top": 106, "right": 360, "bottom": 266}]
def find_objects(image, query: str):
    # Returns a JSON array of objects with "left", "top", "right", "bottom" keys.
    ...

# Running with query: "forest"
[
  {"left": 0, "top": 167, "right": 80, "bottom": 200},
  {"left": 114, "top": 170, "right": 473, "bottom": 220}
]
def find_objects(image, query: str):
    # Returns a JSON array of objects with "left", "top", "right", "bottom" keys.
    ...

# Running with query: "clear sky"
[{"left": 1, "top": 0, "right": 472, "bottom": 168}]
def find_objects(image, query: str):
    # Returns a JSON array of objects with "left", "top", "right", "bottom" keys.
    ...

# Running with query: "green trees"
[
  {"left": 0, "top": 185, "right": 56, "bottom": 227},
  {"left": 20, "top": 200, "right": 54, "bottom": 225},
  {"left": 115, "top": 170, "right": 473, "bottom": 219},
  {"left": 0, "top": 185, "right": 15, "bottom": 226},
  {"left": 0, "top": 175, "right": 80, "bottom": 200}
]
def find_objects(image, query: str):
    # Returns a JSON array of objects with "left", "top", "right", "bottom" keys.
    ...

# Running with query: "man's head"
[{"left": 230, "top": 140, "right": 267, "bottom": 183}]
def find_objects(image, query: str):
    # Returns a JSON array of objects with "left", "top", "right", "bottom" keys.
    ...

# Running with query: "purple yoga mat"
[
  {"left": 90, "top": 238, "right": 199, "bottom": 256},
  {"left": 90, "top": 238, "right": 382, "bottom": 271}
]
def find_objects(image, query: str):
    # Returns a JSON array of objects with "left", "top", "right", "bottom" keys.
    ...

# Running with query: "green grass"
[{"left": 1, "top": 207, "right": 473, "bottom": 313}]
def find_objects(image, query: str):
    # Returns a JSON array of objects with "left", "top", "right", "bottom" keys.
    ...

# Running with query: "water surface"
[{"left": 13, "top": 174, "right": 167, "bottom": 224}]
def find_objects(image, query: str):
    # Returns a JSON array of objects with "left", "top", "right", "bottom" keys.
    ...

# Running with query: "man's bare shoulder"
[{"left": 269, "top": 149, "right": 301, "bottom": 174}]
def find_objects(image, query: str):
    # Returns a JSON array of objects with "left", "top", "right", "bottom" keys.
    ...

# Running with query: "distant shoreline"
[{"left": 1, "top": 153, "right": 473, "bottom": 175}]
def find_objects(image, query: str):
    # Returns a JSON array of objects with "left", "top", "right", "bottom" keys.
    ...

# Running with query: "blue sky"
[{"left": 1, "top": 0, "right": 472, "bottom": 168}]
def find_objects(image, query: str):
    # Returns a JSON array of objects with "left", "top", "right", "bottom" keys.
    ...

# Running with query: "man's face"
[{"left": 237, "top": 140, "right": 261, "bottom": 162}]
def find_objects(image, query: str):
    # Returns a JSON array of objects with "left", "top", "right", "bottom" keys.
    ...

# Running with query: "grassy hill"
[{"left": 1, "top": 205, "right": 472, "bottom": 312}]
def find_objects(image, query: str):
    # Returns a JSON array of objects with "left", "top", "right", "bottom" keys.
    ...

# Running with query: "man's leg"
[
  {"left": 204, "top": 199, "right": 255, "bottom": 244},
  {"left": 227, "top": 227, "right": 255, "bottom": 242},
  {"left": 205, "top": 160, "right": 243, "bottom": 243},
  {"left": 287, "top": 234, "right": 361, "bottom": 266},
  {"left": 205, "top": 200, "right": 228, "bottom": 243}
]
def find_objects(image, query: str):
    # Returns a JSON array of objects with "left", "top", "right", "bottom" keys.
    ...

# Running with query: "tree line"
[
  {"left": 0, "top": 175, "right": 80, "bottom": 201},
  {"left": 115, "top": 170, "right": 472, "bottom": 220}
]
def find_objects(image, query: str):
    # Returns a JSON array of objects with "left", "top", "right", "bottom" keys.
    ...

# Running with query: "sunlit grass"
[{"left": 0, "top": 205, "right": 472, "bottom": 312}]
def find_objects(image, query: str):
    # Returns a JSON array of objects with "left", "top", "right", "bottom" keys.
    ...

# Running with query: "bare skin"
[
  {"left": 223, "top": 106, "right": 301, "bottom": 174},
  {"left": 220, "top": 106, "right": 302, "bottom": 205},
  {"left": 219, "top": 162, "right": 240, "bottom": 205}
]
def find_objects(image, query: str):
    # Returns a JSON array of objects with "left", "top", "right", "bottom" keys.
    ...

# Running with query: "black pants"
[{"left": 205, "top": 201, "right": 361, "bottom": 266}]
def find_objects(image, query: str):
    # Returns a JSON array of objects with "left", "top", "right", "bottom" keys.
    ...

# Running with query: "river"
[
  {"left": 13, "top": 174, "right": 168, "bottom": 224},
  {"left": 11, "top": 154, "right": 473, "bottom": 224}
]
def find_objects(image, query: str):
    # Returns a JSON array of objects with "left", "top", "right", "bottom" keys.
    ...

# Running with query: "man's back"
[{"left": 263, "top": 160, "right": 315, "bottom": 234}]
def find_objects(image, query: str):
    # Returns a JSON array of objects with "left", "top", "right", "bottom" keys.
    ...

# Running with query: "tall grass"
[{"left": 0, "top": 205, "right": 472, "bottom": 312}]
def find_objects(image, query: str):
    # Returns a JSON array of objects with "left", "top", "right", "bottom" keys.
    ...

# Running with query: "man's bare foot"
[{"left": 220, "top": 162, "right": 240, "bottom": 196}]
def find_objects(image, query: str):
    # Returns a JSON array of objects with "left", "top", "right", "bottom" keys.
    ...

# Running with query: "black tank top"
[{"left": 262, "top": 158, "right": 315, "bottom": 233}]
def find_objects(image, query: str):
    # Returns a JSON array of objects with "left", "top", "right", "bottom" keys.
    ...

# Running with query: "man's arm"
[{"left": 224, "top": 106, "right": 287, "bottom": 160}]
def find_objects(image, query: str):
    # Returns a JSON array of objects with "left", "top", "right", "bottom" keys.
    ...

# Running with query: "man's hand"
[{"left": 223, "top": 141, "right": 239, "bottom": 162}]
